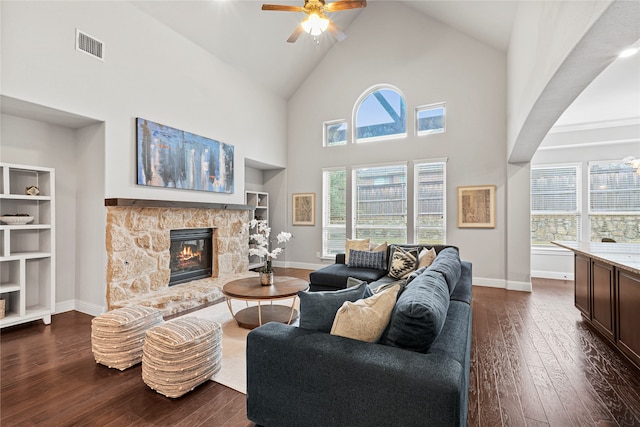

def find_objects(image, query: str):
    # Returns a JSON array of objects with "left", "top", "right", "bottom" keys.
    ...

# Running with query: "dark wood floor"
[{"left": 2, "top": 270, "right": 639, "bottom": 426}]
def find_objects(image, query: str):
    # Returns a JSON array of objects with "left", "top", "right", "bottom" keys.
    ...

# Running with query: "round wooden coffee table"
[{"left": 222, "top": 276, "right": 309, "bottom": 329}]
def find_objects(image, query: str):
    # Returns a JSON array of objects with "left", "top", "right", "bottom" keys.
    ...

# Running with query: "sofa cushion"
[
  {"left": 345, "top": 239, "right": 369, "bottom": 264},
  {"left": 427, "top": 247, "right": 461, "bottom": 295},
  {"left": 309, "top": 263, "right": 388, "bottom": 290},
  {"left": 450, "top": 261, "right": 473, "bottom": 305},
  {"left": 298, "top": 280, "right": 371, "bottom": 333},
  {"left": 379, "top": 270, "right": 450, "bottom": 353},
  {"left": 330, "top": 284, "right": 400, "bottom": 343},
  {"left": 347, "top": 249, "right": 386, "bottom": 270},
  {"left": 388, "top": 246, "right": 418, "bottom": 279}
]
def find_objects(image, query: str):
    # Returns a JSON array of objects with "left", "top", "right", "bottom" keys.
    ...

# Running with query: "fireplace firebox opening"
[{"left": 169, "top": 228, "right": 213, "bottom": 286}]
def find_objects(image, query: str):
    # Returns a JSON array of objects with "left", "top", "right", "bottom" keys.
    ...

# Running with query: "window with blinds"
[
  {"left": 531, "top": 165, "right": 581, "bottom": 245},
  {"left": 415, "top": 161, "right": 446, "bottom": 244},
  {"left": 353, "top": 164, "right": 407, "bottom": 243},
  {"left": 589, "top": 161, "right": 640, "bottom": 243},
  {"left": 322, "top": 168, "right": 347, "bottom": 257}
]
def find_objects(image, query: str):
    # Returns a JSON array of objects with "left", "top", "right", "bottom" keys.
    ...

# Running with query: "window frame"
[
  {"left": 414, "top": 158, "right": 447, "bottom": 244},
  {"left": 352, "top": 85, "right": 407, "bottom": 144},
  {"left": 323, "top": 119, "right": 348, "bottom": 147},
  {"left": 322, "top": 167, "right": 347, "bottom": 258},
  {"left": 415, "top": 102, "right": 446, "bottom": 136},
  {"left": 530, "top": 163, "right": 582, "bottom": 246},
  {"left": 351, "top": 161, "right": 408, "bottom": 244}
]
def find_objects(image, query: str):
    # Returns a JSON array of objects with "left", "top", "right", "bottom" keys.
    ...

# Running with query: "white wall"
[
  {"left": 1, "top": 1, "right": 288, "bottom": 206},
  {"left": 1, "top": 114, "right": 79, "bottom": 309},
  {"left": 285, "top": 3, "right": 510, "bottom": 285},
  {"left": 1, "top": 1, "right": 288, "bottom": 313}
]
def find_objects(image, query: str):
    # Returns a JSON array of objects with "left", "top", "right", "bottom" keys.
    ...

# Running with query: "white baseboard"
[
  {"left": 74, "top": 300, "right": 105, "bottom": 316},
  {"left": 473, "top": 277, "right": 532, "bottom": 292},
  {"left": 276, "top": 260, "right": 330, "bottom": 270},
  {"left": 531, "top": 270, "right": 574, "bottom": 281},
  {"left": 55, "top": 300, "right": 76, "bottom": 314}
]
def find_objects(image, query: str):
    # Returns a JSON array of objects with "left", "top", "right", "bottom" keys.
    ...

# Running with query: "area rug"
[{"left": 183, "top": 300, "right": 250, "bottom": 394}]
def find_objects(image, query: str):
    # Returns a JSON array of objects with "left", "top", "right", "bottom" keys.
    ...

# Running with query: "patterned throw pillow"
[
  {"left": 388, "top": 247, "right": 418, "bottom": 279},
  {"left": 348, "top": 249, "right": 386, "bottom": 270}
]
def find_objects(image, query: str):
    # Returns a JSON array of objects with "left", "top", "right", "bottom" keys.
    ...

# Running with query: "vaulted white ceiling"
[
  {"left": 131, "top": 0, "right": 518, "bottom": 100},
  {"left": 131, "top": 0, "right": 639, "bottom": 130}
]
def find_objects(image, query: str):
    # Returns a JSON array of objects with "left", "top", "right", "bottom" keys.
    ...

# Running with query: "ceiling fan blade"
[
  {"left": 325, "top": 0, "right": 366, "bottom": 12},
  {"left": 262, "top": 4, "right": 305, "bottom": 12},
  {"left": 327, "top": 21, "right": 347, "bottom": 42},
  {"left": 287, "top": 24, "right": 305, "bottom": 43}
]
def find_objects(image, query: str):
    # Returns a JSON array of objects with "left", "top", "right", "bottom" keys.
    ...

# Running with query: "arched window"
[{"left": 354, "top": 86, "right": 406, "bottom": 143}]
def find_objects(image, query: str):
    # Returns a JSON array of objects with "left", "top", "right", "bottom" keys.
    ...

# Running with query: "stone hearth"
[{"left": 106, "top": 206, "right": 254, "bottom": 316}]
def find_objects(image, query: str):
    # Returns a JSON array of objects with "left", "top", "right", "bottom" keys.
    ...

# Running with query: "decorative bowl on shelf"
[{"left": 0, "top": 215, "right": 34, "bottom": 225}]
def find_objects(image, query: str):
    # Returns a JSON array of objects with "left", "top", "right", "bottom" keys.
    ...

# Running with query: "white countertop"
[{"left": 551, "top": 241, "right": 640, "bottom": 275}]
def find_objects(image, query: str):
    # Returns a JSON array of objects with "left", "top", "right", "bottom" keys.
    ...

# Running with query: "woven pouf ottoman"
[
  {"left": 91, "top": 305, "right": 164, "bottom": 370},
  {"left": 142, "top": 317, "right": 222, "bottom": 398}
]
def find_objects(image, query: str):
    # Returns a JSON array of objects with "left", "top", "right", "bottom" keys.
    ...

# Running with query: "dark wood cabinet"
[
  {"left": 574, "top": 254, "right": 591, "bottom": 317},
  {"left": 617, "top": 270, "right": 640, "bottom": 368},
  {"left": 591, "top": 260, "right": 615, "bottom": 341}
]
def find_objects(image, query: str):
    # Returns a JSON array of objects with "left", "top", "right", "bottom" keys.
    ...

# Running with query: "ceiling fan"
[{"left": 261, "top": 0, "right": 367, "bottom": 43}]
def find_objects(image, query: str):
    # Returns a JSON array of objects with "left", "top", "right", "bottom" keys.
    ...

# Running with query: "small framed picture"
[
  {"left": 292, "top": 193, "right": 315, "bottom": 226},
  {"left": 457, "top": 185, "right": 496, "bottom": 228}
]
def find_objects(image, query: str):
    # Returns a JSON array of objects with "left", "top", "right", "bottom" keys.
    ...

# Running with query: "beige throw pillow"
[
  {"left": 345, "top": 238, "right": 370, "bottom": 264},
  {"left": 418, "top": 247, "right": 437, "bottom": 268},
  {"left": 330, "top": 284, "right": 400, "bottom": 343}
]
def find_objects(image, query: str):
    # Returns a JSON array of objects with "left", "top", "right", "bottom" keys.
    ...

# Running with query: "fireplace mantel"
[{"left": 105, "top": 198, "right": 253, "bottom": 211}]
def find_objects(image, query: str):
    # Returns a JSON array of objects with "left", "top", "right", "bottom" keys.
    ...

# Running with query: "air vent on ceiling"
[{"left": 75, "top": 29, "right": 104, "bottom": 61}]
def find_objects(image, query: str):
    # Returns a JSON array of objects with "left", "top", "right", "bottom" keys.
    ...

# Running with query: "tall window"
[
  {"left": 531, "top": 165, "right": 581, "bottom": 246},
  {"left": 415, "top": 161, "right": 446, "bottom": 244},
  {"left": 589, "top": 161, "right": 640, "bottom": 243},
  {"left": 354, "top": 86, "right": 406, "bottom": 143},
  {"left": 353, "top": 163, "right": 407, "bottom": 243},
  {"left": 322, "top": 168, "right": 347, "bottom": 256}
]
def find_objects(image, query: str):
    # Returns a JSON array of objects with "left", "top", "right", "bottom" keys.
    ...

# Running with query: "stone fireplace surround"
[{"left": 105, "top": 199, "right": 256, "bottom": 316}]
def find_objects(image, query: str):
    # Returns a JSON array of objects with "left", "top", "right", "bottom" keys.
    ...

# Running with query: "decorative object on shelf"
[
  {"left": 457, "top": 185, "right": 496, "bottom": 228},
  {"left": 25, "top": 185, "right": 40, "bottom": 196},
  {"left": 136, "top": 118, "right": 235, "bottom": 194},
  {"left": 0, "top": 215, "right": 34, "bottom": 225},
  {"left": 0, "top": 299, "right": 5, "bottom": 319},
  {"left": 246, "top": 219, "right": 292, "bottom": 286},
  {"left": 292, "top": 193, "right": 315, "bottom": 226}
]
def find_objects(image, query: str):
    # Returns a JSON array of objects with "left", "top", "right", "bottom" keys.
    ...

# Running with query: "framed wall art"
[
  {"left": 136, "top": 118, "right": 234, "bottom": 193},
  {"left": 292, "top": 193, "right": 315, "bottom": 226},
  {"left": 457, "top": 185, "right": 496, "bottom": 228}
]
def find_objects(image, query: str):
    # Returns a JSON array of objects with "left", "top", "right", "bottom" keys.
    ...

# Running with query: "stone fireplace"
[{"left": 105, "top": 200, "right": 256, "bottom": 315}]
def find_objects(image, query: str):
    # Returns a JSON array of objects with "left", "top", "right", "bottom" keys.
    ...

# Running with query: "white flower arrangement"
[{"left": 247, "top": 219, "right": 292, "bottom": 273}]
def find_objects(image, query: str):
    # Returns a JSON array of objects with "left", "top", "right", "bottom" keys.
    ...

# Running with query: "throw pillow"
[
  {"left": 388, "top": 246, "right": 418, "bottom": 279},
  {"left": 298, "top": 280, "right": 370, "bottom": 333},
  {"left": 330, "top": 284, "right": 401, "bottom": 343},
  {"left": 369, "top": 241, "right": 388, "bottom": 269},
  {"left": 379, "top": 270, "right": 450, "bottom": 353},
  {"left": 348, "top": 249, "right": 386, "bottom": 270},
  {"left": 345, "top": 239, "right": 370, "bottom": 264},
  {"left": 418, "top": 247, "right": 437, "bottom": 269}
]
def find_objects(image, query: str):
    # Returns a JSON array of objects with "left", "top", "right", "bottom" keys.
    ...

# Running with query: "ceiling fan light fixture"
[{"left": 301, "top": 13, "right": 329, "bottom": 36}]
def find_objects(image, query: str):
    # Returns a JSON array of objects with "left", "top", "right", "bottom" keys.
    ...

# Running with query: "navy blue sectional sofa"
[{"left": 246, "top": 245, "right": 473, "bottom": 427}]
